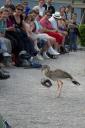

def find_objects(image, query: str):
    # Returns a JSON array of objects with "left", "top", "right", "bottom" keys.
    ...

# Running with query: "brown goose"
[{"left": 41, "top": 65, "right": 80, "bottom": 97}]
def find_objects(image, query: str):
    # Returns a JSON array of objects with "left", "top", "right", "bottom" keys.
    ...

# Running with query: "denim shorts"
[{"left": 37, "top": 38, "right": 47, "bottom": 49}]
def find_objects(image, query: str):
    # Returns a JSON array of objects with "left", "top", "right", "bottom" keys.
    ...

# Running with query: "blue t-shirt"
[
  {"left": 0, "top": 19, "right": 7, "bottom": 34},
  {"left": 24, "top": 6, "right": 31, "bottom": 16}
]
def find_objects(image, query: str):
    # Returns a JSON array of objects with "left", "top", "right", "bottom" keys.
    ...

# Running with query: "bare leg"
[
  {"left": 57, "top": 80, "right": 63, "bottom": 97},
  {"left": 40, "top": 35, "right": 60, "bottom": 51},
  {"left": 49, "top": 37, "right": 59, "bottom": 49},
  {"left": 59, "top": 80, "right": 63, "bottom": 96},
  {"left": 56, "top": 80, "right": 61, "bottom": 97}
]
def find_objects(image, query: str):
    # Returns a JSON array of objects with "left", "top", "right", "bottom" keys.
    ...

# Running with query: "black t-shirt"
[
  {"left": 43, "top": 4, "right": 55, "bottom": 14},
  {"left": 14, "top": 15, "right": 23, "bottom": 30}
]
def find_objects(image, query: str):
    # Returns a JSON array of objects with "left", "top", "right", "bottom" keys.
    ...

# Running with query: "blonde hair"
[{"left": 25, "top": 14, "right": 35, "bottom": 22}]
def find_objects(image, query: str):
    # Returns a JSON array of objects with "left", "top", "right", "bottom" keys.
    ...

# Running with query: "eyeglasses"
[{"left": 17, "top": 8, "right": 23, "bottom": 12}]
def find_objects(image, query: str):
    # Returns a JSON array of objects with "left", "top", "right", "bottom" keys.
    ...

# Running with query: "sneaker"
[
  {"left": 30, "top": 61, "right": 42, "bottom": 68},
  {"left": 42, "top": 52, "right": 50, "bottom": 59},
  {"left": 0, "top": 69, "right": 10, "bottom": 79},
  {"left": 54, "top": 50, "right": 60, "bottom": 55},
  {"left": 21, "top": 59, "right": 30, "bottom": 67},
  {"left": 3, "top": 57, "right": 12, "bottom": 67},
  {"left": 19, "top": 52, "right": 31, "bottom": 60},
  {"left": 1, "top": 69, "right": 9, "bottom": 73},
  {"left": 19, "top": 50, "right": 27, "bottom": 56},
  {"left": 15, "top": 58, "right": 30, "bottom": 67},
  {"left": 24, "top": 58, "right": 42, "bottom": 69},
  {"left": 34, "top": 44, "right": 40, "bottom": 52},
  {"left": 3, "top": 52, "right": 11, "bottom": 57},
  {"left": 35, "top": 54, "right": 44, "bottom": 61},
  {"left": 59, "top": 46, "right": 69, "bottom": 54},
  {"left": 48, "top": 47, "right": 60, "bottom": 55},
  {"left": 47, "top": 52, "right": 58, "bottom": 59}
]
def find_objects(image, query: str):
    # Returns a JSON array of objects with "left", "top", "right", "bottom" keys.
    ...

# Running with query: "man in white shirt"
[
  {"left": 49, "top": 11, "right": 62, "bottom": 30},
  {"left": 33, "top": 0, "right": 45, "bottom": 17},
  {"left": 49, "top": 11, "right": 69, "bottom": 53}
]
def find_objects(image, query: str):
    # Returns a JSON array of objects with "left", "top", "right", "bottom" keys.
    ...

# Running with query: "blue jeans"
[
  {"left": 0, "top": 37, "right": 12, "bottom": 53},
  {"left": 69, "top": 32, "right": 77, "bottom": 50},
  {"left": 0, "top": 40, "right": 7, "bottom": 53}
]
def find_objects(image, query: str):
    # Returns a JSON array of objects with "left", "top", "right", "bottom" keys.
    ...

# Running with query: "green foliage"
[{"left": 79, "top": 24, "right": 85, "bottom": 46}]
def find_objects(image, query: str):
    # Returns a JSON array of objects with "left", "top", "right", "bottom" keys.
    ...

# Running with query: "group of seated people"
[{"left": 0, "top": 0, "right": 80, "bottom": 79}]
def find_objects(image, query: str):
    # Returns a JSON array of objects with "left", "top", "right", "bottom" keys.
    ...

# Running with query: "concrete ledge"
[{"left": 78, "top": 46, "right": 85, "bottom": 51}]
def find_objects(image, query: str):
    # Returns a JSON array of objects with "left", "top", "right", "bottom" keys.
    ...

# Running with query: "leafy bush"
[{"left": 79, "top": 24, "right": 85, "bottom": 46}]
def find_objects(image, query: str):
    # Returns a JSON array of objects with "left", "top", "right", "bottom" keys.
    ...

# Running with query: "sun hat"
[{"left": 52, "top": 11, "right": 62, "bottom": 19}]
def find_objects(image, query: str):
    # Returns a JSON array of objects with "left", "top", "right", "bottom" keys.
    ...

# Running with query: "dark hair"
[
  {"left": 5, "top": 4, "right": 15, "bottom": 11},
  {"left": 66, "top": 4, "right": 72, "bottom": 9},
  {"left": 30, "top": 10, "right": 39, "bottom": 14},
  {"left": 59, "top": 6, "right": 66, "bottom": 11},
  {"left": 16, "top": 3, "right": 24, "bottom": 10},
  {"left": 45, "top": 10, "right": 52, "bottom": 15}
]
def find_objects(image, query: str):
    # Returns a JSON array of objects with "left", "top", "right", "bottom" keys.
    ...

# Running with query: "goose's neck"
[{"left": 44, "top": 69, "right": 50, "bottom": 76}]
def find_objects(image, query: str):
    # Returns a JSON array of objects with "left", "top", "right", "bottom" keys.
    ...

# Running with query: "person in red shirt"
[{"left": 40, "top": 10, "right": 64, "bottom": 47}]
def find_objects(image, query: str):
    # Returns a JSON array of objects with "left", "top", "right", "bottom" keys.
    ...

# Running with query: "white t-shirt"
[
  {"left": 49, "top": 16, "right": 58, "bottom": 30},
  {"left": 33, "top": 6, "right": 45, "bottom": 16}
]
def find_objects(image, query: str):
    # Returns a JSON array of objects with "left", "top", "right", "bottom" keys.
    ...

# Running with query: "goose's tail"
[
  {"left": 62, "top": 71, "right": 80, "bottom": 86},
  {"left": 71, "top": 79, "right": 80, "bottom": 86}
]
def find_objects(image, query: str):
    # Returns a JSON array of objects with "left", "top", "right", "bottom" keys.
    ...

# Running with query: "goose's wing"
[
  {"left": 45, "top": 70, "right": 58, "bottom": 80},
  {"left": 45, "top": 69, "right": 73, "bottom": 81},
  {"left": 53, "top": 69, "right": 73, "bottom": 79},
  {"left": 54, "top": 69, "right": 80, "bottom": 85}
]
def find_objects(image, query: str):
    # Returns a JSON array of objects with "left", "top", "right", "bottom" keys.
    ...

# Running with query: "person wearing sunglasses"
[{"left": 5, "top": 4, "right": 42, "bottom": 67}]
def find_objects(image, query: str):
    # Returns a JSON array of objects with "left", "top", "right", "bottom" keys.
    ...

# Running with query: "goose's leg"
[
  {"left": 56, "top": 80, "right": 61, "bottom": 97},
  {"left": 57, "top": 80, "right": 63, "bottom": 97},
  {"left": 59, "top": 80, "right": 63, "bottom": 95},
  {"left": 57, "top": 80, "right": 60, "bottom": 89}
]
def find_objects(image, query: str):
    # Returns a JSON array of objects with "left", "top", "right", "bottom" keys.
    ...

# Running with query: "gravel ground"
[{"left": 0, "top": 51, "right": 85, "bottom": 128}]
